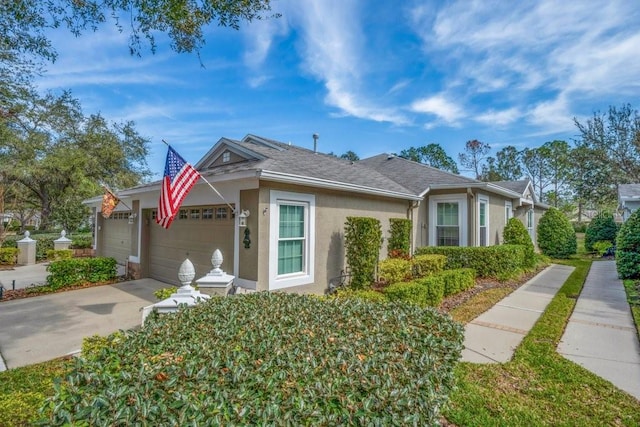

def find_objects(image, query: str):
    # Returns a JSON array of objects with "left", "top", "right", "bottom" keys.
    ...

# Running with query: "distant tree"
[
  {"left": 458, "top": 139, "right": 490, "bottom": 179},
  {"left": 521, "top": 146, "right": 550, "bottom": 202},
  {"left": 340, "top": 151, "right": 360, "bottom": 161},
  {"left": 480, "top": 146, "right": 522, "bottom": 181},
  {"left": 569, "top": 145, "right": 617, "bottom": 221},
  {"left": 541, "top": 140, "right": 571, "bottom": 207},
  {"left": 399, "top": 144, "right": 459, "bottom": 173}
]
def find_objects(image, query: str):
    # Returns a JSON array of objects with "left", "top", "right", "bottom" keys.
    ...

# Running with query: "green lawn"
[{"left": 445, "top": 258, "right": 640, "bottom": 426}]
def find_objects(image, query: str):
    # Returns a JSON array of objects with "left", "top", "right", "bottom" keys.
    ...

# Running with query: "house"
[
  {"left": 618, "top": 184, "right": 640, "bottom": 221},
  {"left": 83, "top": 135, "right": 548, "bottom": 294}
]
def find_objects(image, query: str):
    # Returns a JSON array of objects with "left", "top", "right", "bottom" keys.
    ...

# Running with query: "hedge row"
[
  {"left": 43, "top": 293, "right": 463, "bottom": 426},
  {"left": 0, "top": 248, "right": 18, "bottom": 265},
  {"left": 1, "top": 236, "right": 54, "bottom": 261},
  {"left": 378, "top": 254, "right": 447, "bottom": 284},
  {"left": 415, "top": 245, "right": 527, "bottom": 279},
  {"left": 384, "top": 268, "right": 476, "bottom": 307},
  {"left": 46, "top": 257, "right": 117, "bottom": 290}
]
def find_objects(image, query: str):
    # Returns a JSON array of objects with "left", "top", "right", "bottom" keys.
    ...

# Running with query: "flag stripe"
[{"left": 156, "top": 146, "right": 201, "bottom": 229}]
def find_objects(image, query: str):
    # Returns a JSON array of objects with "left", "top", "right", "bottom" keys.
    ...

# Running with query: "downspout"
[{"left": 408, "top": 200, "right": 420, "bottom": 254}]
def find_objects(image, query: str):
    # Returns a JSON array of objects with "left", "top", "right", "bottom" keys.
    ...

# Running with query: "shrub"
[
  {"left": 537, "top": 208, "right": 577, "bottom": 258},
  {"left": 616, "top": 209, "right": 640, "bottom": 279},
  {"left": 387, "top": 218, "right": 412, "bottom": 258},
  {"left": 0, "top": 248, "right": 18, "bottom": 265},
  {"left": 1, "top": 234, "right": 54, "bottom": 261},
  {"left": 46, "top": 249, "right": 73, "bottom": 261},
  {"left": 154, "top": 287, "right": 178, "bottom": 300},
  {"left": 46, "top": 257, "right": 117, "bottom": 290},
  {"left": 70, "top": 236, "right": 93, "bottom": 249},
  {"left": 572, "top": 222, "right": 588, "bottom": 233},
  {"left": 592, "top": 240, "right": 613, "bottom": 257},
  {"left": 585, "top": 212, "right": 618, "bottom": 252},
  {"left": 412, "top": 254, "right": 446, "bottom": 278},
  {"left": 344, "top": 217, "right": 382, "bottom": 289},
  {"left": 81, "top": 333, "right": 124, "bottom": 361},
  {"left": 415, "top": 245, "right": 526, "bottom": 279},
  {"left": 385, "top": 275, "right": 446, "bottom": 307},
  {"left": 43, "top": 293, "right": 463, "bottom": 426},
  {"left": 439, "top": 268, "right": 476, "bottom": 296},
  {"left": 378, "top": 258, "right": 411, "bottom": 284},
  {"left": 503, "top": 217, "right": 536, "bottom": 268},
  {"left": 332, "top": 288, "right": 388, "bottom": 303}
]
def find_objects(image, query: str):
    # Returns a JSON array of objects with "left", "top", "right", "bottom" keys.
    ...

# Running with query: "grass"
[
  {"left": 444, "top": 257, "right": 640, "bottom": 426},
  {"left": 623, "top": 279, "right": 640, "bottom": 341},
  {"left": 0, "top": 358, "right": 71, "bottom": 426},
  {"left": 449, "top": 287, "right": 515, "bottom": 324}
]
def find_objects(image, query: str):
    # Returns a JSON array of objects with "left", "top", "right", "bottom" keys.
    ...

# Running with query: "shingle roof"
[
  {"left": 619, "top": 184, "right": 640, "bottom": 199},
  {"left": 491, "top": 179, "right": 531, "bottom": 195},
  {"left": 357, "top": 154, "right": 478, "bottom": 194}
]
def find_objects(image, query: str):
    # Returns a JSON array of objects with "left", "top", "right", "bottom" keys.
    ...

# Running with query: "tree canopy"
[
  {"left": 458, "top": 139, "right": 490, "bottom": 179},
  {"left": 399, "top": 144, "right": 459, "bottom": 174}
]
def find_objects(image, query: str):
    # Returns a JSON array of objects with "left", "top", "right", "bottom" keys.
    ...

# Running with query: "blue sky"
[{"left": 36, "top": 0, "right": 640, "bottom": 180}]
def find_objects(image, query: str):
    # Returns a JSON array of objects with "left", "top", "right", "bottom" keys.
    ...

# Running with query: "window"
[
  {"left": 269, "top": 191, "right": 315, "bottom": 290},
  {"left": 527, "top": 209, "right": 534, "bottom": 240},
  {"left": 222, "top": 151, "right": 230, "bottom": 163},
  {"left": 202, "top": 208, "right": 213, "bottom": 219},
  {"left": 478, "top": 196, "right": 489, "bottom": 246},
  {"left": 216, "top": 207, "right": 228, "bottom": 220},
  {"left": 190, "top": 209, "right": 200, "bottom": 220},
  {"left": 437, "top": 202, "right": 459, "bottom": 246},
  {"left": 179, "top": 209, "right": 188, "bottom": 220},
  {"left": 429, "top": 195, "right": 467, "bottom": 247},
  {"left": 151, "top": 210, "right": 157, "bottom": 220},
  {"left": 505, "top": 201, "right": 513, "bottom": 222}
]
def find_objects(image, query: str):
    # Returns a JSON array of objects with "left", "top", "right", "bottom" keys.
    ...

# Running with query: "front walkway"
[
  {"left": 462, "top": 264, "right": 575, "bottom": 363},
  {"left": 558, "top": 260, "right": 640, "bottom": 400}
]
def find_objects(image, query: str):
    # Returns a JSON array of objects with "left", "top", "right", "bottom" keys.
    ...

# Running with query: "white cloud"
[
  {"left": 410, "top": 94, "right": 465, "bottom": 125},
  {"left": 476, "top": 108, "right": 521, "bottom": 126}
]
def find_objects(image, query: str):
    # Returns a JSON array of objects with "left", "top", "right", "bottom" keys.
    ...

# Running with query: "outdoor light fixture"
[
  {"left": 128, "top": 213, "right": 137, "bottom": 225},
  {"left": 238, "top": 209, "right": 250, "bottom": 227}
]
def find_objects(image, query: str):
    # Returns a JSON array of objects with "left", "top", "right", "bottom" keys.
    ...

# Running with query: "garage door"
[
  {"left": 148, "top": 205, "right": 235, "bottom": 285},
  {"left": 99, "top": 211, "right": 132, "bottom": 265}
]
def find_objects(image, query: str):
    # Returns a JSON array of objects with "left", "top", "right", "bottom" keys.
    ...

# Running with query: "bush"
[
  {"left": 46, "top": 249, "right": 73, "bottom": 261},
  {"left": 70, "top": 236, "right": 93, "bottom": 249},
  {"left": 43, "top": 293, "right": 463, "bottom": 426},
  {"left": 585, "top": 212, "right": 618, "bottom": 252},
  {"left": 415, "top": 245, "right": 526, "bottom": 279},
  {"left": 592, "top": 241, "right": 614, "bottom": 257},
  {"left": 81, "top": 333, "right": 124, "bottom": 361},
  {"left": 332, "top": 288, "right": 388, "bottom": 303},
  {"left": 385, "top": 275, "right": 446, "bottom": 307},
  {"left": 0, "top": 248, "right": 18, "bottom": 265},
  {"left": 344, "top": 217, "right": 382, "bottom": 289},
  {"left": 572, "top": 222, "right": 588, "bottom": 233},
  {"left": 537, "top": 208, "right": 577, "bottom": 258},
  {"left": 387, "top": 218, "right": 412, "bottom": 258},
  {"left": 439, "top": 268, "right": 476, "bottom": 296},
  {"left": 154, "top": 287, "right": 178, "bottom": 300},
  {"left": 503, "top": 217, "right": 536, "bottom": 269},
  {"left": 46, "top": 257, "right": 117, "bottom": 290},
  {"left": 378, "top": 258, "right": 411, "bottom": 284},
  {"left": 616, "top": 209, "right": 640, "bottom": 279},
  {"left": 412, "top": 254, "right": 446, "bottom": 278}
]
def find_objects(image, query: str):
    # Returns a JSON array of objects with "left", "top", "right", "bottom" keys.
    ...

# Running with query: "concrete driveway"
[{"left": 0, "top": 278, "right": 168, "bottom": 369}]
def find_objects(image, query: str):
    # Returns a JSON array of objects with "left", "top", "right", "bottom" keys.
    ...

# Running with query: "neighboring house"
[
  {"left": 83, "top": 135, "right": 548, "bottom": 294},
  {"left": 618, "top": 184, "right": 640, "bottom": 221}
]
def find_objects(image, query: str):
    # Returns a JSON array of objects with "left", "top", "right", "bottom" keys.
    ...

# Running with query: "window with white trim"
[
  {"left": 527, "top": 209, "right": 534, "bottom": 240},
  {"left": 505, "top": 201, "right": 513, "bottom": 222},
  {"left": 269, "top": 191, "right": 315, "bottom": 290},
  {"left": 429, "top": 195, "right": 467, "bottom": 247},
  {"left": 478, "top": 195, "right": 489, "bottom": 246}
]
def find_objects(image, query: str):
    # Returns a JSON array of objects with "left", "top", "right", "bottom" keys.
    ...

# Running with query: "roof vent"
[
  {"left": 387, "top": 154, "right": 395, "bottom": 160},
  {"left": 312, "top": 133, "right": 319, "bottom": 153}
]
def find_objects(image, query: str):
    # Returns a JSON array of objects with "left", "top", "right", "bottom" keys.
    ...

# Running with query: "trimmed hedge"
[
  {"left": 70, "top": 236, "right": 93, "bottom": 249},
  {"left": 1, "top": 235, "right": 54, "bottom": 261},
  {"left": 415, "top": 245, "right": 526, "bottom": 279},
  {"left": 616, "top": 209, "right": 640, "bottom": 279},
  {"left": 440, "top": 268, "right": 476, "bottom": 296},
  {"left": 585, "top": 212, "right": 618, "bottom": 252},
  {"left": 537, "top": 208, "right": 576, "bottom": 258},
  {"left": 344, "top": 217, "right": 383, "bottom": 289},
  {"left": 388, "top": 218, "right": 412, "bottom": 258},
  {"left": 332, "top": 288, "right": 388, "bottom": 303},
  {"left": 46, "top": 249, "right": 73, "bottom": 261},
  {"left": 412, "top": 254, "right": 446, "bottom": 278},
  {"left": 385, "top": 275, "right": 446, "bottom": 307},
  {"left": 378, "top": 258, "right": 411, "bottom": 284},
  {"left": 43, "top": 293, "right": 463, "bottom": 426},
  {"left": 503, "top": 217, "right": 536, "bottom": 269},
  {"left": 46, "top": 257, "right": 117, "bottom": 290},
  {"left": 0, "top": 248, "right": 18, "bottom": 265}
]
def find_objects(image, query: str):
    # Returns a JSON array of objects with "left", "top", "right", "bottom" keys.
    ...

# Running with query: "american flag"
[{"left": 157, "top": 146, "right": 201, "bottom": 229}]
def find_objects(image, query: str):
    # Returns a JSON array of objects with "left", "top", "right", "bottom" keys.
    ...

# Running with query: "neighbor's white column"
[
  {"left": 53, "top": 230, "right": 72, "bottom": 251},
  {"left": 17, "top": 231, "right": 36, "bottom": 265}
]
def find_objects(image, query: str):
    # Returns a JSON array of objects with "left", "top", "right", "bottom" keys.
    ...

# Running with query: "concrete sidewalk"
[
  {"left": 462, "top": 264, "right": 575, "bottom": 363},
  {"left": 558, "top": 260, "right": 640, "bottom": 400}
]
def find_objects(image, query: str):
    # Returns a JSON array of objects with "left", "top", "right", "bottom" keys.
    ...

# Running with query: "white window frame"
[
  {"left": 505, "top": 201, "right": 513, "bottom": 222},
  {"left": 429, "top": 194, "right": 467, "bottom": 247},
  {"left": 269, "top": 190, "right": 315, "bottom": 290},
  {"left": 527, "top": 208, "right": 534, "bottom": 241},
  {"left": 478, "top": 194, "right": 489, "bottom": 247}
]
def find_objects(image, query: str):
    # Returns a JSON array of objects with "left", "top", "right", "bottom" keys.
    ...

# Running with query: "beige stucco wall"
[
  {"left": 238, "top": 189, "right": 259, "bottom": 282},
  {"left": 255, "top": 182, "right": 410, "bottom": 294}
]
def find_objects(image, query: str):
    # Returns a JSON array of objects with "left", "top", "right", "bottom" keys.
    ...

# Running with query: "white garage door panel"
[
  {"left": 100, "top": 214, "right": 131, "bottom": 265},
  {"left": 149, "top": 211, "right": 234, "bottom": 285}
]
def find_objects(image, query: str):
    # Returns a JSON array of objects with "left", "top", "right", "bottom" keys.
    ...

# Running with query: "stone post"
[
  {"left": 195, "top": 249, "right": 235, "bottom": 296},
  {"left": 17, "top": 231, "right": 36, "bottom": 265},
  {"left": 141, "top": 258, "right": 211, "bottom": 325},
  {"left": 54, "top": 230, "right": 72, "bottom": 251}
]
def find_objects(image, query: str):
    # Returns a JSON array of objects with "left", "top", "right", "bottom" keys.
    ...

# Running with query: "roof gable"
[{"left": 194, "top": 137, "right": 266, "bottom": 170}]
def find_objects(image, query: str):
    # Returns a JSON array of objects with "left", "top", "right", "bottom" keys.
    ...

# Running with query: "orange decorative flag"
[{"left": 101, "top": 187, "right": 120, "bottom": 218}]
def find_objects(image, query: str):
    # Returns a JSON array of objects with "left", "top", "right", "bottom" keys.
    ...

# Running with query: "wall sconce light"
[
  {"left": 128, "top": 213, "right": 137, "bottom": 225},
  {"left": 238, "top": 209, "right": 250, "bottom": 227}
]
